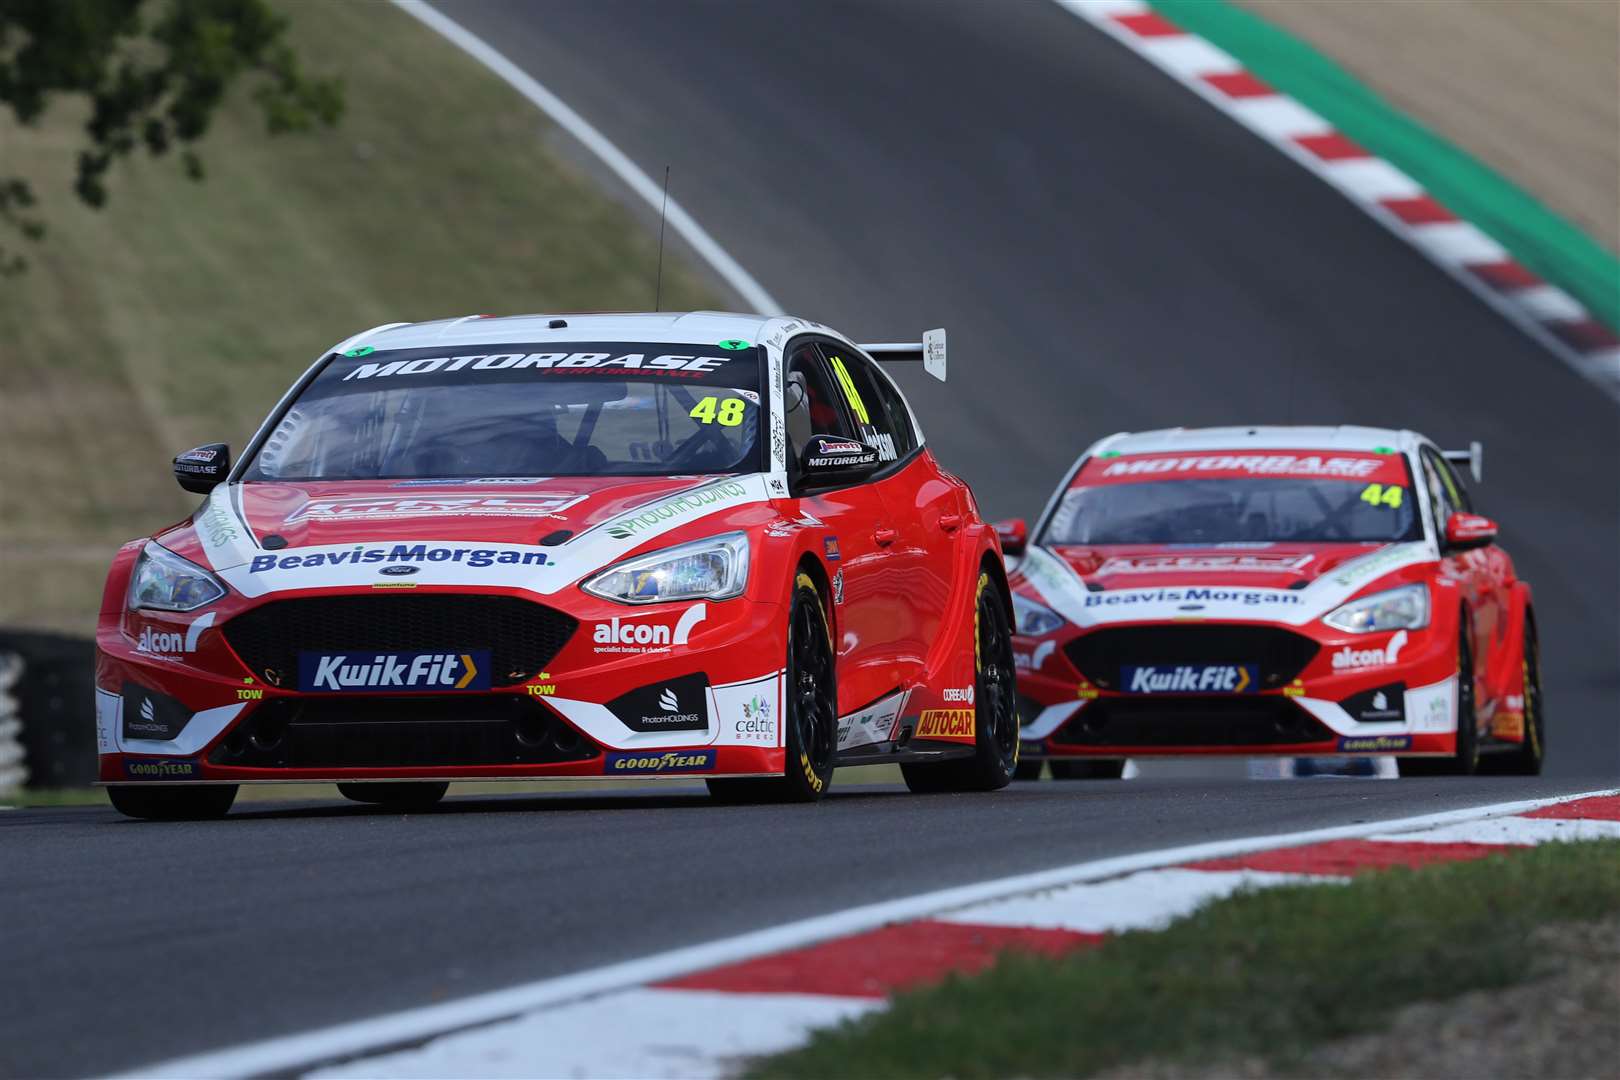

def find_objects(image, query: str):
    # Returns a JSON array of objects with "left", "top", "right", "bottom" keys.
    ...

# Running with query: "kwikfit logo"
[
  {"left": 1332, "top": 629, "right": 1408, "bottom": 671},
  {"left": 298, "top": 651, "right": 489, "bottom": 692},
  {"left": 592, "top": 604, "right": 707, "bottom": 653},
  {"left": 1125, "top": 664, "right": 1256, "bottom": 694}
]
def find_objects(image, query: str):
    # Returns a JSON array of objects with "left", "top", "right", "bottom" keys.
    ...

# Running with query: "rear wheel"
[
  {"left": 902, "top": 571, "right": 1018, "bottom": 794},
  {"left": 338, "top": 782, "right": 448, "bottom": 810},
  {"left": 107, "top": 784, "right": 237, "bottom": 820},
  {"left": 1496, "top": 614, "right": 1545, "bottom": 776},
  {"left": 708, "top": 573, "right": 837, "bottom": 804},
  {"left": 1401, "top": 621, "right": 1479, "bottom": 777},
  {"left": 1049, "top": 759, "right": 1126, "bottom": 780}
]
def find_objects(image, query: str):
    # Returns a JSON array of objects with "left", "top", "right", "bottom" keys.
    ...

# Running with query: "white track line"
[
  {"left": 390, "top": 0, "right": 783, "bottom": 316},
  {"left": 119, "top": 787, "right": 1617, "bottom": 1079},
  {"left": 309, "top": 989, "right": 878, "bottom": 1080}
]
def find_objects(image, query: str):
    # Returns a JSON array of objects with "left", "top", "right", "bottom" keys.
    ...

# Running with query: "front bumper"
[
  {"left": 98, "top": 587, "right": 789, "bottom": 784},
  {"left": 1014, "top": 620, "right": 1458, "bottom": 759}
]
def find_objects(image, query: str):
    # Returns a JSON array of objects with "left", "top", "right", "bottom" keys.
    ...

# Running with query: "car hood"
[
  {"left": 1047, "top": 543, "right": 1389, "bottom": 590},
  {"left": 1013, "top": 541, "right": 1436, "bottom": 629},
  {"left": 165, "top": 474, "right": 772, "bottom": 599}
]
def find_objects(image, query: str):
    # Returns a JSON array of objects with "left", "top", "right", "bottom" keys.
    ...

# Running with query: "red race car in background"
[
  {"left": 97, "top": 312, "right": 1021, "bottom": 818},
  {"left": 999, "top": 426, "right": 1543, "bottom": 779}
]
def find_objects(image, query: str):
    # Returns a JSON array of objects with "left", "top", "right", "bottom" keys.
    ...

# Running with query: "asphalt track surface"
[{"left": 9, "top": 2, "right": 1617, "bottom": 1076}]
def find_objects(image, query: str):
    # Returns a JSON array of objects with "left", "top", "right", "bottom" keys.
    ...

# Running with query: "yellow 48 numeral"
[
  {"left": 689, "top": 396, "right": 746, "bottom": 427},
  {"left": 1360, "top": 482, "right": 1403, "bottom": 509}
]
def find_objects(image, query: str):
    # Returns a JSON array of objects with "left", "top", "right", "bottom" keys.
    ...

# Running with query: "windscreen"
[
  {"left": 242, "top": 342, "right": 763, "bottom": 480},
  {"left": 1043, "top": 451, "right": 1422, "bottom": 545}
]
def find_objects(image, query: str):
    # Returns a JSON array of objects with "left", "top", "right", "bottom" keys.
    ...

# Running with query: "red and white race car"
[
  {"left": 97, "top": 312, "right": 1020, "bottom": 818},
  {"left": 1000, "top": 426, "right": 1543, "bottom": 778}
]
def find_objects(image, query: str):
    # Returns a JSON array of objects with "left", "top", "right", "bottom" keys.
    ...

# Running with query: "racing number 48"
[
  {"left": 690, "top": 396, "right": 745, "bottom": 427},
  {"left": 1360, "top": 482, "right": 1403, "bottom": 509}
]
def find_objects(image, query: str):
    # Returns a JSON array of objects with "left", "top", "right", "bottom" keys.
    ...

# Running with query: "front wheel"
[
  {"left": 709, "top": 573, "right": 837, "bottom": 804},
  {"left": 1401, "top": 620, "right": 1480, "bottom": 777},
  {"left": 338, "top": 782, "right": 448, "bottom": 810},
  {"left": 107, "top": 784, "right": 237, "bottom": 820},
  {"left": 902, "top": 571, "right": 1019, "bottom": 794}
]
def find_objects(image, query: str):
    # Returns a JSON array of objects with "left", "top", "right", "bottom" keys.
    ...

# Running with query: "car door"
[
  {"left": 783, "top": 339, "right": 898, "bottom": 714},
  {"left": 816, "top": 342, "right": 961, "bottom": 689},
  {"left": 1426, "top": 446, "right": 1512, "bottom": 687},
  {"left": 1419, "top": 446, "right": 1498, "bottom": 723}
]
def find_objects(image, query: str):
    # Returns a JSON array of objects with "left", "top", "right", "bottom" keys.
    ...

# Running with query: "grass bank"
[
  {"left": 749, "top": 839, "right": 1620, "bottom": 1078},
  {"left": 0, "top": 0, "right": 720, "bottom": 634}
]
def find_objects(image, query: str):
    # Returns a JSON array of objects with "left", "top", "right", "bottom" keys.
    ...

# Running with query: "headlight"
[
  {"left": 1323, "top": 584, "right": 1429, "bottom": 634},
  {"left": 582, "top": 531, "right": 750, "bottom": 605},
  {"left": 1012, "top": 591, "right": 1065, "bottom": 636},
  {"left": 127, "top": 542, "right": 227, "bottom": 612}
]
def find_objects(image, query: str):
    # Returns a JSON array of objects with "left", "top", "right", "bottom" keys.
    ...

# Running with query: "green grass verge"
[
  {"left": 0, "top": 0, "right": 721, "bottom": 635},
  {"left": 748, "top": 840, "right": 1620, "bottom": 1079},
  {"left": 1150, "top": 0, "right": 1620, "bottom": 332}
]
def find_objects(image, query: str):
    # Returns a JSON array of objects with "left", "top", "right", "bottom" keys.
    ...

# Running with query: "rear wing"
[
  {"left": 861, "top": 328, "right": 947, "bottom": 382},
  {"left": 1442, "top": 441, "right": 1483, "bottom": 484}
]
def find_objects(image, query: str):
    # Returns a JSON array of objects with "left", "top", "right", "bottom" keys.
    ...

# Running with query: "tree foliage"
[{"left": 0, "top": 0, "right": 343, "bottom": 271}]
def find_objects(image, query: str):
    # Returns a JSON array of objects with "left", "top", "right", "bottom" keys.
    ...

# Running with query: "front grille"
[
  {"left": 224, "top": 595, "right": 577, "bottom": 688},
  {"left": 1052, "top": 696, "right": 1332, "bottom": 747},
  {"left": 1065, "top": 625, "right": 1319, "bottom": 691},
  {"left": 209, "top": 695, "right": 598, "bottom": 769}
]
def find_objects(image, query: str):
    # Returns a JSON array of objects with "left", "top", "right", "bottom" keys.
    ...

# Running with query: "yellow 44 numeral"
[
  {"left": 689, "top": 396, "right": 746, "bottom": 427},
  {"left": 1360, "top": 482, "right": 1403, "bottom": 509}
]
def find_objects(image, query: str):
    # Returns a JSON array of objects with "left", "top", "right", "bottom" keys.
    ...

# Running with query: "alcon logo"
[
  {"left": 1332, "top": 629, "right": 1408, "bottom": 671},
  {"left": 592, "top": 604, "right": 707, "bottom": 653}
]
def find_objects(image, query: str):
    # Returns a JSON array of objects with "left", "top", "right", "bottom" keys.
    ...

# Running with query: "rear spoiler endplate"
[{"left": 861, "top": 328, "right": 947, "bottom": 382}]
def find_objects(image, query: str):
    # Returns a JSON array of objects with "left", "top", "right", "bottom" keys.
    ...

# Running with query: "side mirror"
[
  {"left": 993, "top": 518, "right": 1028, "bottom": 556},
  {"left": 1443, "top": 511, "right": 1497, "bottom": 552},
  {"left": 798, "top": 434, "right": 881, "bottom": 487},
  {"left": 173, "top": 443, "right": 230, "bottom": 494}
]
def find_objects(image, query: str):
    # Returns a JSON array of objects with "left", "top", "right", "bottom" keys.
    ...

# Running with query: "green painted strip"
[{"left": 1151, "top": 0, "right": 1619, "bottom": 333}]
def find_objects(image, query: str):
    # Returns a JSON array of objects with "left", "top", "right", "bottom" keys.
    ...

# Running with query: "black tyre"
[
  {"left": 1049, "top": 759, "right": 1126, "bottom": 780},
  {"left": 338, "top": 782, "right": 448, "bottom": 810},
  {"left": 1401, "top": 620, "right": 1480, "bottom": 777},
  {"left": 1014, "top": 758, "right": 1044, "bottom": 781},
  {"left": 902, "top": 570, "right": 1019, "bottom": 794},
  {"left": 107, "top": 784, "right": 237, "bottom": 820},
  {"left": 709, "top": 572, "right": 837, "bottom": 803},
  {"left": 1496, "top": 614, "right": 1545, "bottom": 776}
]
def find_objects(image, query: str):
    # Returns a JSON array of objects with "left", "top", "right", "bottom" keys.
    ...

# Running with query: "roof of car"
[
  {"left": 346, "top": 311, "right": 783, "bottom": 352},
  {"left": 1090, "top": 425, "right": 1424, "bottom": 456}
]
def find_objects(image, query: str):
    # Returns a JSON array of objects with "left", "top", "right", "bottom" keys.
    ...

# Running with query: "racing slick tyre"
[
  {"left": 338, "top": 782, "right": 449, "bottom": 810},
  {"left": 901, "top": 572, "right": 1018, "bottom": 794},
  {"left": 1013, "top": 759, "right": 1044, "bottom": 781},
  {"left": 107, "top": 784, "right": 238, "bottom": 820},
  {"left": 1491, "top": 614, "right": 1545, "bottom": 776},
  {"left": 1049, "top": 759, "right": 1127, "bottom": 780},
  {"left": 708, "top": 573, "right": 837, "bottom": 804},
  {"left": 1401, "top": 621, "right": 1480, "bottom": 777}
]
